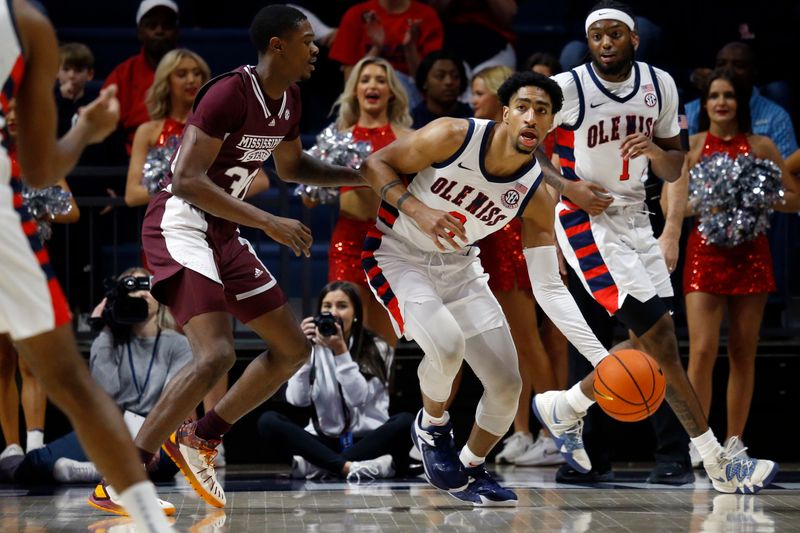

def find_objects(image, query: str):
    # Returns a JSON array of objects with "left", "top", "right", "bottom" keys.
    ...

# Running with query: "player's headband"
[{"left": 585, "top": 8, "right": 636, "bottom": 36}]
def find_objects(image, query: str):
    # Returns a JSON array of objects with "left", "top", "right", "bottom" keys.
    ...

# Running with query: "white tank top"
[
  {"left": 0, "top": 0, "right": 23, "bottom": 185},
  {"left": 553, "top": 61, "right": 680, "bottom": 205},
  {"left": 376, "top": 118, "right": 542, "bottom": 253}
]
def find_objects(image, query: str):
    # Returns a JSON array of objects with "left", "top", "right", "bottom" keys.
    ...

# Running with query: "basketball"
[{"left": 593, "top": 349, "right": 666, "bottom": 422}]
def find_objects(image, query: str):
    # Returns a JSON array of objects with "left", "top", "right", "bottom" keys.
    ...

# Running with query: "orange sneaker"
[
  {"left": 87, "top": 480, "right": 176, "bottom": 516},
  {"left": 162, "top": 420, "right": 226, "bottom": 507}
]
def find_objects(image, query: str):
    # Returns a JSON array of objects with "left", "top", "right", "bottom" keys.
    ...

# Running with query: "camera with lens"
[
  {"left": 313, "top": 312, "right": 339, "bottom": 337},
  {"left": 91, "top": 275, "right": 151, "bottom": 330}
]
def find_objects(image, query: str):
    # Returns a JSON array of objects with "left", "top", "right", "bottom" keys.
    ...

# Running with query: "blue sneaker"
[
  {"left": 410, "top": 410, "right": 468, "bottom": 491},
  {"left": 531, "top": 391, "right": 591, "bottom": 473},
  {"left": 703, "top": 437, "right": 779, "bottom": 494},
  {"left": 451, "top": 465, "right": 518, "bottom": 507}
]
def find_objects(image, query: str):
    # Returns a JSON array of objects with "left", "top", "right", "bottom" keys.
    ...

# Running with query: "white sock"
[
  {"left": 690, "top": 429, "right": 724, "bottom": 465},
  {"left": 563, "top": 383, "right": 594, "bottom": 417},
  {"left": 422, "top": 409, "right": 450, "bottom": 427},
  {"left": 459, "top": 445, "right": 485, "bottom": 468},
  {"left": 26, "top": 430, "right": 44, "bottom": 452},
  {"left": 117, "top": 481, "right": 172, "bottom": 532}
]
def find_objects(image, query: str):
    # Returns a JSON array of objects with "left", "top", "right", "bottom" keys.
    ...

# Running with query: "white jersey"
[
  {"left": 552, "top": 61, "right": 680, "bottom": 206},
  {"left": 375, "top": 118, "right": 542, "bottom": 253},
  {"left": 1, "top": 0, "right": 23, "bottom": 184}
]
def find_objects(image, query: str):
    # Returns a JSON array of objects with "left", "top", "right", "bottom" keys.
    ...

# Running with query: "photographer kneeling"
[
  {"left": 0, "top": 267, "right": 192, "bottom": 484},
  {"left": 258, "top": 281, "right": 414, "bottom": 482}
]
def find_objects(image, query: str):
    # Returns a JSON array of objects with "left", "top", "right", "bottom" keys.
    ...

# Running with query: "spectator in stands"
[
  {"left": 525, "top": 52, "right": 562, "bottom": 77},
  {"left": 685, "top": 42, "right": 798, "bottom": 159},
  {"left": 124, "top": 49, "right": 210, "bottom": 207},
  {"left": 680, "top": 69, "right": 800, "bottom": 466},
  {"left": 323, "top": 56, "right": 412, "bottom": 346},
  {"left": 329, "top": 0, "right": 444, "bottom": 106},
  {"left": 55, "top": 43, "right": 96, "bottom": 137},
  {"left": 258, "top": 281, "right": 414, "bottom": 482},
  {"left": 410, "top": 50, "right": 471, "bottom": 129},
  {"left": 428, "top": 0, "right": 518, "bottom": 76},
  {"left": 0, "top": 267, "right": 190, "bottom": 484},
  {"left": 104, "top": 0, "right": 179, "bottom": 155}
]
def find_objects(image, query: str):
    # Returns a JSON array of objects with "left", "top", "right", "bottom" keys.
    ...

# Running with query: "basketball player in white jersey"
[
  {"left": 0, "top": 0, "right": 172, "bottom": 529},
  {"left": 361, "top": 71, "right": 612, "bottom": 505},
  {"left": 531, "top": 1, "right": 778, "bottom": 494}
]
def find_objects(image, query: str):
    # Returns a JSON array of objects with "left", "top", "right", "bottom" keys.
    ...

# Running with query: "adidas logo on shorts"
[{"left": 254, "top": 268, "right": 264, "bottom": 278}]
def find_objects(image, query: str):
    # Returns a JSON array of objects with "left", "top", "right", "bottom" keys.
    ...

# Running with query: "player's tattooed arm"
[{"left": 534, "top": 148, "right": 612, "bottom": 215}]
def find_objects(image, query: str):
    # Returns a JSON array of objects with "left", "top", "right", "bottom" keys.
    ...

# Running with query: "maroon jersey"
[{"left": 142, "top": 65, "right": 301, "bottom": 295}]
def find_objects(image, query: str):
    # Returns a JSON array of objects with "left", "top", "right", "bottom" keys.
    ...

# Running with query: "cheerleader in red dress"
[
  {"left": 328, "top": 57, "right": 413, "bottom": 347},
  {"left": 683, "top": 70, "right": 800, "bottom": 453},
  {"left": 469, "top": 66, "right": 562, "bottom": 465}
]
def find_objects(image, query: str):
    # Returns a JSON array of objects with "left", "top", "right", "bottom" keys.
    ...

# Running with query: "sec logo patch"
[
  {"left": 501, "top": 189, "right": 520, "bottom": 208},
  {"left": 644, "top": 93, "right": 657, "bottom": 107}
]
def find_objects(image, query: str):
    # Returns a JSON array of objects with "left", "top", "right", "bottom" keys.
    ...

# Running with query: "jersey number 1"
[{"left": 619, "top": 159, "right": 630, "bottom": 181}]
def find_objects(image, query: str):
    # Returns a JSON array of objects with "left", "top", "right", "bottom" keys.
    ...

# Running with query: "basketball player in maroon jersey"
[{"left": 88, "top": 5, "right": 363, "bottom": 513}]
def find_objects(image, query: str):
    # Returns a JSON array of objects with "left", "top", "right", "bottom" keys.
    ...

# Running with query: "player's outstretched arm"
[
  {"left": 272, "top": 137, "right": 362, "bottom": 187},
  {"left": 520, "top": 187, "right": 608, "bottom": 366},
  {"left": 535, "top": 148, "right": 612, "bottom": 215},
  {"left": 360, "top": 118, "right": 469, "bottom": 250},
  {"left": 172, "top": 125, "right": 312, "bottom": 256}
]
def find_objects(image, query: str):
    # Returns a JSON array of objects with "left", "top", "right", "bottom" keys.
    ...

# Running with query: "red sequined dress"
[
  {"left": 478, "top": 132, "right": 555, "bottom": 292},
  {"left": 155, "top": 117, "right": 184, "bottom": 148},
  {"left": 329, "top": 124, "right": 397, "bottom": 287},
  {"left": 683, "top": 132, "right": 775, "bottom": 295}
]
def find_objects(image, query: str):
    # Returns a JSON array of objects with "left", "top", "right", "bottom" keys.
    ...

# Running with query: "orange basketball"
[{"left": 593, "top": 349, "right": 666, "bottom": 422}]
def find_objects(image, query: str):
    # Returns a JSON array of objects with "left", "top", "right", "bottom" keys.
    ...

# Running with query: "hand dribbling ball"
[{"left": 593, "top": 349, "right": 666, "bottom": 422}]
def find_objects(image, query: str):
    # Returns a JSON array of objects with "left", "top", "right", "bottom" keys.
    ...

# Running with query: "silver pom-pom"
[
  {"left": 22, "top": 185, "right": 73, "bottom": 241},
  {"left": 294, "top": 126, "right": 373, "bottom": 206},
  {"left": 689, "top": 153, "right": 784, "bottom": 247},
  {"left": 142, "top": 135, "right": 180, "bottom": 194}
]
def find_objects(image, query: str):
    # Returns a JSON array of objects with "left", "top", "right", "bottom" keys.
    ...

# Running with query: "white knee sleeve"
[
  {"left": 405, "top": 300, "right": 466, "bottom": 403},
  {"left": 464, "top": 326, "right": 522, "bottom": 436}
]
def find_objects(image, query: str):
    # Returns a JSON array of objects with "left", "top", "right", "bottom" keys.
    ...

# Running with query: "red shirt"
[
  {"left": 103, "top": 49, "right": 155, "bottom": 154},
  {"left": 330, "top": 0, "right": 443, "bottom": 75}
]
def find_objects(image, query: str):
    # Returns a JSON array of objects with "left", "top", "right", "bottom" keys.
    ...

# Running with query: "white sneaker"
[
  {"left": 689, "top": 441, "right": 702, "bottom": 469},
  {"left": 214, "top": 443, "right": 226, "bottom": 468},
  {"left": 53, "top": 458, "right": 101, "bottom": 483},
  {"left": 346, "top": 454, "right": 395, "bottom": 483},
  {"left": 531, "top": 391, "right": 591, "bottom": 473},
  {"left": 0, "top": 444, "right": 24, "bottom": 460},
  {"left": 703, "top": 437, "right": 778, "bottom": 494},
  {"left": 494, "top": 432, "right": 534, "bottom": 464},
  {"left": 290, "top": 455, "right": 327, "bottom": 480},
  {"left": 515, "top": 431, "right": 566, "bottom": 466},
  {"left": 723, "top": 436, "right": 750, "bottom": 460}
]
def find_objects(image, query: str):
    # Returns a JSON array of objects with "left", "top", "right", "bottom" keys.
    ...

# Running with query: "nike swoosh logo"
[
  {"left": 551, "top": 403, "right": 561, "bottom": 425},
  {"left": 457, "top": 162, "right": 474, "bottom": 171},
  {"left": 589, "top": 102, "right": 606, "bottom": 108}
]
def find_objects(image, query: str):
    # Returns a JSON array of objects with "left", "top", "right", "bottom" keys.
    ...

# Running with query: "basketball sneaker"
[
  {"left": 450, "top": 465, "right": 518, "bottom": 507},
  {"left": 410, "top": 409, "right": 468, "bottom": 491},
  {"left": 87, "top": 480, "right": 176, "bottom": 516},
  {"left": 514, "top": 430, "right": 565, "bottom": 466},
  {"left": 346, "top": 454, "right": 395, "bottom": 483},
  {"left": 703, "top": 437, "right": 778, "bottom": 494},
  {"left": 689, "top": 442, "right": 702, "bottom": 469},
  {"left": 162, "top": 420, "right": 226, "bottom": 507},
  {"left": 493, "top": 432, "right": 533, "bottom": 464},
  {"left": 531, "top": 391, "right": 591, "bottom": 473}
]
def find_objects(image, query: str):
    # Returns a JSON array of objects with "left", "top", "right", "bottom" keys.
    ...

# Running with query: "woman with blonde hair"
[
  {"left": 327, "top": 56, "right": 413, "bottom": 346},
  {"left": 469, "top": 65, "right": 563, "bottom": 467},
  {"left": 125, "top": 49, "right": 210, "bottom": 207}
]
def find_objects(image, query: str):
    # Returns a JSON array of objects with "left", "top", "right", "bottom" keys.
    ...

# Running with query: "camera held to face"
[
  {"left": 91, "top": 275, "right": 151, "bottom": 331},
  {"left": 313, "top": 312, "right": 339, "bottom": 337}
]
